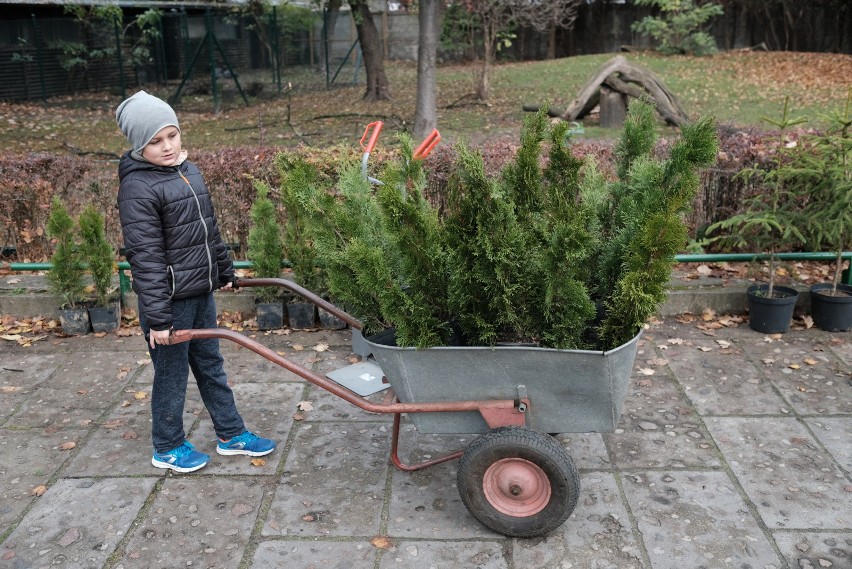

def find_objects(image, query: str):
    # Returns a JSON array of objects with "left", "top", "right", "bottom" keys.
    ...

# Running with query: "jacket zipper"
[{"left": 178, "top": 170, "right": 214, "bottom": 292}]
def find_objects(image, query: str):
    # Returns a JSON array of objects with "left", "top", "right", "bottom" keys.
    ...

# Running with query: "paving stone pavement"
[{"left": 0, "top": 318, "right": 849, "bottom": 569}]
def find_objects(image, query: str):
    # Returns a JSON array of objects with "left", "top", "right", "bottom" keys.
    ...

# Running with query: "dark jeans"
[{"left": 140, "top": 292, "right": 245, "bottom": 453}]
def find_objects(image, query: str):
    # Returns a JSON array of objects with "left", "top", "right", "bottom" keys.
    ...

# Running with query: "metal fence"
[{"left": 0, "top": 6, "right": 419, "bottom": 107}]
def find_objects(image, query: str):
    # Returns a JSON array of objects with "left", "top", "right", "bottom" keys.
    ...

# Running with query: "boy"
[{"left": 116, "top": 90, "right": 275, "bottom": 472}]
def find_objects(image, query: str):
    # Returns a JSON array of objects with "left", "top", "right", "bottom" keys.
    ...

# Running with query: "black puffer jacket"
[{"left": 117, "top": 152, "right": 234, "bottom": 330}]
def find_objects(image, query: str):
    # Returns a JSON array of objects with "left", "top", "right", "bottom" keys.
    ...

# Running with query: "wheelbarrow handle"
[
  {"left": 412, "top": 129, "right": 441, "bottom": 161},
  {"left": 359, "top": 121, "right": 384, "bottom": 153},
  {"left": 235, "top": 277, "right": 362, "bottom": 330}
]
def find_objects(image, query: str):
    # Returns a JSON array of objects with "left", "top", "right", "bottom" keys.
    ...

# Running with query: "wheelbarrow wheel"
[{"left": 457, "top": 426, "right": 579, "bottom": 538}]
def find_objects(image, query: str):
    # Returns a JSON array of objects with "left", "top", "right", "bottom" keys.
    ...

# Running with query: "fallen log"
[{"left": 524, "top": 55, "right": 690, "bottom": 127}]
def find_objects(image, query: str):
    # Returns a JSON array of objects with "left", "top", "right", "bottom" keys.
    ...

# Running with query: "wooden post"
[
  {"left": 599, "top": 86, "right": 627, "bottom": 128},
  {"left": 309, "top": 26, "right": 314, "bottom": 67}
]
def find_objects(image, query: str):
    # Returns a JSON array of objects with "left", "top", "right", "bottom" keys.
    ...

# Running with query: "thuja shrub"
[{"left": 294, "top": 102, "right": 719, "bottom": 350}]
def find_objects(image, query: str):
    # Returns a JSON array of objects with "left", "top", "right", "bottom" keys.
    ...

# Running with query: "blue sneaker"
[
  {"left": 217, "top": 431, "right": 276, "bottom": 457},
  {"left": 151, "top": 441, "right": 209, "bottom": 473}
]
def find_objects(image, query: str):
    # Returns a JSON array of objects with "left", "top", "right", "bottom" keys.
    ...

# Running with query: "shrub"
[
  {"left": 632, "top": 0, "right": 724, "bottom": 56},
  {"left": 293, "top": 101, "right": 719, "bottom": 350},
  {"left": 247, "top": 182, "right": 284, "bottom": 304},
  {"left": 78, "top": 205, "right": 115, "bottom": 307},
  {"left": 46, "top": 197, "right": 85, "bottom": 309}
]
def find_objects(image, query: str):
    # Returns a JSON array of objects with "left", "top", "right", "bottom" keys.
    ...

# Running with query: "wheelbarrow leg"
[{"left": 389, "top": 413, "right": 464, "bottom": 472}]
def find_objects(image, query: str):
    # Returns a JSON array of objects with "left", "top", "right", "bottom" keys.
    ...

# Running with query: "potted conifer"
[
  {"left": 79, "top": 205, "right": 120, "bottom": 332},
  {"left": 46, "top": 197, "right": 89, "bottom": 335},
  {"left": 706, "top": 98, "right": 806, "bottom": 333},
  {"left": 280, "top": 100, "right": 717, "bottom": 439},
  {"left": 800, "top": 89, "right": 852, "bottom": 331},
  {"left": 277, "top": 155, "right": 321, "bottom": 329},
  {"left": 247, "top": 182, "right": 284, "bottom": 330},
  {"left": 291, "top": 98, "right": 718, "bottom": 350}
]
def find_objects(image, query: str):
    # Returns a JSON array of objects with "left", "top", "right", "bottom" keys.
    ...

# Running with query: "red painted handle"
[
  {"left": 413, "top": 129, "right": 441, "bottom": 160},
  {"left": 360, "top": 121, "right": 384, "bottom": 153}
]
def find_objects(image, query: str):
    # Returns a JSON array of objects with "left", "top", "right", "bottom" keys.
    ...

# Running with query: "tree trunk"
[
  {"left": 414, "top": 0, "right": 441, "bottom": 140},
  {"left": 348, "top": 0, "right": 390, "bottom": 101},
  {"left": 599, "top": 86, "right": 627, "bottom": 128},
  {"left": 475, "top": 20, "right": 496, "bottom": 101},
  {"left": 547, "top": 25, "right": 557, "bottom": 59}
]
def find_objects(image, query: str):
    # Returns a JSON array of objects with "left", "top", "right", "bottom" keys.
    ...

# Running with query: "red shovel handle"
[
  {"left": 413, "top": 129, "right": 441, "bottom": 160},
  {"left": 360, "top": 121, "right": 384, "bottom": 153}
]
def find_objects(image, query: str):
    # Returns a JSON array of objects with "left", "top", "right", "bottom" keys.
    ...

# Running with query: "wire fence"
[{"left": 0, "top": 6, "right": 420, "bottom": 109}]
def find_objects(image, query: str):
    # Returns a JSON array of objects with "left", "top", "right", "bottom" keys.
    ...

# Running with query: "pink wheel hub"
[{"left": 482, "top": 458, "right": 551, "bottom": 517}]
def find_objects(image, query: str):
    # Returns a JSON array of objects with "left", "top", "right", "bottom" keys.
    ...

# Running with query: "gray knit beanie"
[{"left": 115, "top": 90, "right": 180, "bottom": 153}]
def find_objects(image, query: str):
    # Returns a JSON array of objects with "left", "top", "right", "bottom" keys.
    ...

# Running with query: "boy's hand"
[
  {"left": 149, "top": 328, "right": 172, "bottom": 349},
  {"left": 221, "top": 282, "right": 233, "bottom": 291}
]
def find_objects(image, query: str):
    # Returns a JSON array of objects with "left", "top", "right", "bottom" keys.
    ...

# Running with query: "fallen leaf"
[
  {"left": 297, "top": 401, "right": 314, "bottom": 411},
  {"left": 58, "top": 441, "right": 76, "bottom": 451},
  {"left": 637, "top": 368, "right": 655, "bottom": 376},
  {"left": 667, "top": 338, "right": 684, "bottom": 345},
  {"left": 347, "top": 355, "right": 360, "bottom": 364},
  {"left": 121, "top": 431, "right": 139, "bottom": 440},
  {"left": 133, "top": 390, "right": 147, "bottom": 400},
  {"left": 103, "top": 418, "right": 126, "bottom": 429},
  {"left": 696, "top": 264, "right": 712, "bottom": 276},
  {"left": 292, "top": 412, "right": 305, "bottom": 421},
  {"left": 1, "top": 334, "right": 23, "bottom": 341},
  {"left": 292, "top": 344, "right": 304, "bottom": 351},
  {"left": 117, "top": 368, "right": 130, "bottom": 380},
  {"left": 30, "top": 485, "right": 47, "bottom": 496},
  {"left": 801, "top": 315, "right": 814, "bottom": 329},
  {"left": 313, "top": 343, "right": 329, "bottom": 352},
  {"left": 250, "top": 458, "right": 266, "bottom": 467},
  {"left": 231, "top": 502, "right": 252, "bottom": 517},
  {"left": 697, "top": 346, "right": 712, "bottom": 352},
  {"left": 789, "top": 363, "right": 801, "bottom": 370},
  {"left": 370, "top": 535, "right": 393, "bottom": 549},
  {"left": 0, "top": 386, "right": 23, "bottom": 393},
  {"left": 715, "top": 340, "right": 732, "bottom": 349},
  {"left": 803, "top": 358, "right": 817, "bottom": 365},
  {"left": 93, "top": 332, "right": 106, "bottom": 338}
]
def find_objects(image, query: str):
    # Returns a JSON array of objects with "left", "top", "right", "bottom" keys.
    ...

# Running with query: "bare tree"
[
  {"left": 349, "top": 0, "right": 391, "bottom": 100},
  {"left": 414, "top": 0, "right": 442, "bottom": 139},
  {"left": 464, "top": 0, "right": 581, "bottom": 100}
]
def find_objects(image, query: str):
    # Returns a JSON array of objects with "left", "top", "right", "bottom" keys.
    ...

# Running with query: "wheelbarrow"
[{"left": 168, "top": 278, "right": 642, "bottom": 538}]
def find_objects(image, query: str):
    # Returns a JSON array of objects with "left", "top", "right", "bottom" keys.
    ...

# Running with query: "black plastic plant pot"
[
  {"left": 746, "top": 285, "right": 799, "bottom": 334},
  {"left": 88, "top": 303, "right": 120, "bottom": 333},
  {"left": 58, "top": 308, "right": 91, "bottom": 336},
  {"left": 318, "top": 306, "right": 346, "bottom": 330},
  {"left": 255, "top": 302, "right": 284, "bottom": 331},
  {"left": 287, "top": 301, "right": 316, "bottom": 329},
  {"left": 810, "top": 283, "right": 852, "bottom": 332}
]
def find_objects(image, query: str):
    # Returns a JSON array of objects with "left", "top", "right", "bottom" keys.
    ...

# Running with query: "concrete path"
[{"left": 0, "top": 319, "right": 849, "bottom": 569}]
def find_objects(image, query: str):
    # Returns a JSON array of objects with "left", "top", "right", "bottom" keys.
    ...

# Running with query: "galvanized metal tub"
[{"left": 364, "top": 329, "right": 643, "bottom": 434}]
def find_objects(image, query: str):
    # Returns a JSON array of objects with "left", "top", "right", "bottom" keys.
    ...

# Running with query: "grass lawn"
[{"left": 0, "top": 51, "right": 849, "bottom": 157}]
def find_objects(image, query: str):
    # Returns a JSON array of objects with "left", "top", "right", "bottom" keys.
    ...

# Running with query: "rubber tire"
[{"left": 457, "top": 426, "right": 579, "bottom": 538}]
